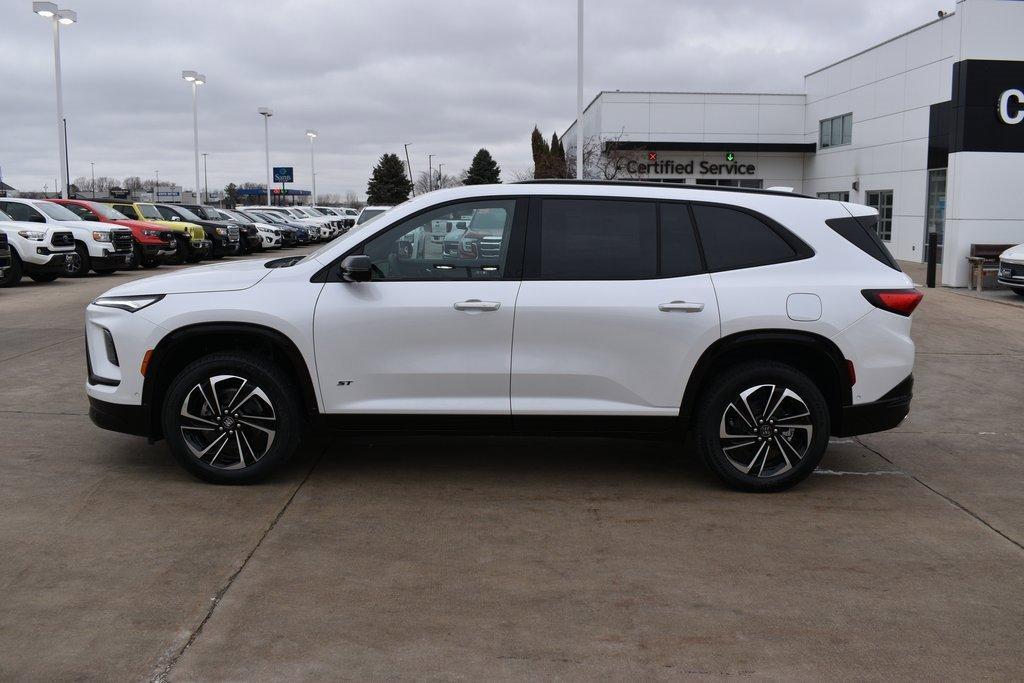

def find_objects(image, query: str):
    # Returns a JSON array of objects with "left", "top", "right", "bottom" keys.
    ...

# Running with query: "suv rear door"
[
  {"left": 313, "top": 197, "right": 526, "bottom": 415},
  {"left": 511, "top": 197, "right": 720, "bottom": 418}
]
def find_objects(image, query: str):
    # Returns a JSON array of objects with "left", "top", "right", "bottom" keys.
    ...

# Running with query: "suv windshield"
[
  {"left": 86, "top": 202, "right": 129, "bottom": 220},
  {"left": 36, "top": 202, "right": 82, "bottom": 221},
  {"left": 137, "top": 204, "right": 163, "bottom": 220},
  {"left": 169, "top": 206, "right": 203, "bottom": 222}
]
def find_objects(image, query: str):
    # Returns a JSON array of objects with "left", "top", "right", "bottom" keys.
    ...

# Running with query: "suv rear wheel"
[
  {"left": 161, "top": 351, "right": 303, "bottom": 484},
  {"left": 694, "top": 361, "right": 830, "bottom": 492}
]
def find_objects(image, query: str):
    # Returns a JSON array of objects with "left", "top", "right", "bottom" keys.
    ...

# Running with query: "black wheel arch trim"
[
  {"left": 679, "top": 329, "right": 853, "bottom": 427},
  {"left": 140, "top": 322, "right": 320, "bottom": 439}
]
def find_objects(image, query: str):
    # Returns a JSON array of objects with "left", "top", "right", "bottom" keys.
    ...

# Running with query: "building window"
[
  {"left": 819, "top": 113, "right": 852, "bottom": 148},
  {"left": 864, "top": 190, "right": 894, "bottom": 242},
  {"left": 817, "top": 191, "right": 850, "bottom": 202},
  {"left": 694, "top": 179, "right": 764, "bottom": 188}
]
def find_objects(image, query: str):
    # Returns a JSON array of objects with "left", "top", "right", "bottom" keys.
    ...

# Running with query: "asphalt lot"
[{"left": 2, "top": 253, "right": 1024, "bottom": 680}]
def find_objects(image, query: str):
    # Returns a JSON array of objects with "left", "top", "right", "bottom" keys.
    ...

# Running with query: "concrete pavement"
[{"left": 1, "top": 256, "right": 1023, "bottom": 679}]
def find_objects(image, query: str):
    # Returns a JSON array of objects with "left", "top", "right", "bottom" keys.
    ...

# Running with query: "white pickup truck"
[
  {"left": 0, "top": 198, "right": 134, "bottom": 277},
  {"left": 0, "top": 209, "right": 76, "bottom": 287}
]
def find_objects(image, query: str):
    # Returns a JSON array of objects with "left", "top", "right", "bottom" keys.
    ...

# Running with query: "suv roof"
[{"left": 514, "top": 179, "right": 814, "bottom": 199}]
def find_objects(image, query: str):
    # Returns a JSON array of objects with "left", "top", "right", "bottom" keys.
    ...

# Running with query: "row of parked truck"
[{"left": 0, "top": 199, "right": 360, "bottom": 288}]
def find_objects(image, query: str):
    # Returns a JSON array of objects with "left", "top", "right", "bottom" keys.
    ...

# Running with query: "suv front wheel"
[
  {"left": 161, "top": 351, "right": 303, "bottom": 484},
  {"left": 695, "top": 361, "right": 830, "bottom": 492}
]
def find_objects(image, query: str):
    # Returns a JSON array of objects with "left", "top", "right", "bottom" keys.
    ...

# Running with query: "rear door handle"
[
  {"left": 454, "top": 299, "right": 501, "bottom": 312},
  {"left": 659, "top": 301, "right": 704, "bottom": 312}
]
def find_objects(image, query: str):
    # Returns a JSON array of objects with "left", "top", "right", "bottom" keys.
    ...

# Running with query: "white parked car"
[
  {"left": 256, "top": 207, "right": 332, "bottom": 240},
  {"left": 86, "top": 181, "right": 920, "bottom": 491},
  {"left": 214, "top": 209, "right": 282, "bottom": 250},
  {"left": 0, "top": 209, "right": 76, "bottom": 286},
  {"left": 997, "top": 244, "right": 1024, "bottom": 298},
  {"left": 0, "top": 198, "right": 134, "bottom": 276}
]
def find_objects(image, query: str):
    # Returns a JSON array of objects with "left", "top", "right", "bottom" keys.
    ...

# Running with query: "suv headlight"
[
  {"left": 92, "top": 294, "right": 165, "bottom": 312},
  {"left": 17, "top": 230, "right": 45, "bottom": 241},
  {"left": 215, "top": 227, "right": 227, "bottom": 236},
  {"left": 92, "top": 231, "right": 112, "bottom": 242}
]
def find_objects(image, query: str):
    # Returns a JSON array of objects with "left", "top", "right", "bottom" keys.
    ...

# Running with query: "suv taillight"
[{"left": 862, "top": 289, "right": 923, "bottom": 317}]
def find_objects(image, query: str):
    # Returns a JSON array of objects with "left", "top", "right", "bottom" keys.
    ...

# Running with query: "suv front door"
[
  {"left": 314, "top": 198, "right": 526, "bottom": 415},
  {"left": 511, "top": 197, "right": 720, "bottom": 418}
]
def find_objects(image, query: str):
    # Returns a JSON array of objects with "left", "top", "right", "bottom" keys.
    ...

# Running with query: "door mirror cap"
[{"left": 340, "top": 254, "right": 372, "bottom": 282}]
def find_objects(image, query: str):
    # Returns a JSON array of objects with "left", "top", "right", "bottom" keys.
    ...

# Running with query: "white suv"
[{"left": 85, "top": 182, "right": 920, "bottom": 491}]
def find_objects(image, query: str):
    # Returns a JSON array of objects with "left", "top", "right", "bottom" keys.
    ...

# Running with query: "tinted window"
[
  {"left": 539, "top": 199, "right": 656, "bottom": 279},
  {"left": 361, "top": 200, "right": 515, "bottom": 280},
  {"left": 659, "top": 203, "right": 703, "bottom": 277},
  {"left": 0, "top": 202, "right": 43, "bottom": 222},
  {"left": 825, "top": 216, "right": 900, "bottom": 271},
  {"left": 691, "top": 204, "right": 796, "bottom": 271}
]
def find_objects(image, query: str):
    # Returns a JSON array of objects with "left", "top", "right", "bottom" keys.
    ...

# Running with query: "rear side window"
[
  {"left": 691, "top": 204, "right": 797, "bottom": 271},
  {"left": 538, "top": 199, "right": 656, "bottom": 279},
  {"left": 659, "top": 203, "right": 703, "bottom": 277},
  {"left": 825, "top": 216, "right": 900, "bottom": 271}
]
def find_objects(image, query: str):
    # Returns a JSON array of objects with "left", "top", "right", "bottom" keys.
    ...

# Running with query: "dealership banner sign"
[
  {"left": 625, "top": 155, "right": 756, "bottom": 177},
  {"left": 950, "top": 59, "right": 1024, "bottom": 153}
]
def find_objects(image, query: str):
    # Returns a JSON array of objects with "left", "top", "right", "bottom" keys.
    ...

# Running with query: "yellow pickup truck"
[{"left": 102, "top": 201, "right": 211, "bottom": 264}]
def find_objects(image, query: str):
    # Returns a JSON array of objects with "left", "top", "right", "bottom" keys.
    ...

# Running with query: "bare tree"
[
  {"left": 413, "top": 169, "right": 463, "bottom": 195},
  {"left": 123, "top": 176, "right": 143, "bottom": 191},
  {"left": 564, "top": 132, "right": 644, "bottom": 181},
  {"left": 343, "top": 191, "right": 365, "bottom": 209}
]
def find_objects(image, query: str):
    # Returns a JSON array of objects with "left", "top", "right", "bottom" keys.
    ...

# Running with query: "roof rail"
[{"left": 514, "top": 178, "right": 815, "bottom": 199}]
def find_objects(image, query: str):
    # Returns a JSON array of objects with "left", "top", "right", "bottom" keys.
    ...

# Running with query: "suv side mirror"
[
  {"left": 84, "top": 213, "right": 100, "bottom": 222},
  {"left": 339, "top": 254, "right": 372, "bottom": 282}
]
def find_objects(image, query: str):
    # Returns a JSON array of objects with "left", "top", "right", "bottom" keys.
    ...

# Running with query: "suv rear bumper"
[{"left": 834, "top": 375, "right": 912, "bottom": 437}]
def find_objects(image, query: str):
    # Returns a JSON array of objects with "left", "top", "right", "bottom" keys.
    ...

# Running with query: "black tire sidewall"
[
  {"left": 695, "top": 362, "right": 831, "bottom": 492},
  {"left": 0, "top": 252, "right": 23, "bottom": 287},
  {"left": 161, "top": 353, "right": 302, "bottom": 484}
]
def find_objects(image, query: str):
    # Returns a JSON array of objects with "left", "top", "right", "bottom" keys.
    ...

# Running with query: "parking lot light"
[
  {"left": 306, "top": 130, "right": 317, "bottom": 204},
  {"left": 258, "top": 108, "right": 273, "bottom": 206},
  {"left": 182, "top": 70, "right": 205, "bottom": 206},
  {"left": 33, "top": 2, "right": 76, "bottom": 198}
]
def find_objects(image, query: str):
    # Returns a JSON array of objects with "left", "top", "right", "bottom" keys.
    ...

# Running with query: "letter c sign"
[{"left": 998, "top": 88, "right": 1024, "bottom": 125}]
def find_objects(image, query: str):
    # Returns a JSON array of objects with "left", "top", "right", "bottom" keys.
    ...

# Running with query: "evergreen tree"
[
  {"left": 366, "top": 153, "right": 413, "bottom": 205},
  {"left": 550, "top": 132, "right": 567, "bottom": 178},
  {"left": 531, "top": 126, "right": 552, "bottom": 178},
  {"left": 464, "top": 149, "right": 502, "bottom": 185}
]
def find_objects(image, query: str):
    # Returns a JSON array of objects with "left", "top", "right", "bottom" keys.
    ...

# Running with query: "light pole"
[
  {"left": 306, "top": 129, "right": 318, "bottom": 204},
  {"left": 257, "top": 107, "right": 273, "bottom": 206},
  {"left": 428, "top": 154, "right": 435, "bottom": 191},
  {"left": 181, "top": 70, "right": 205, "bottom": 204},
  {"left": 33, "top": 2, "right": 77, "bottom": 198},
  {"left": 90, "top": 161, "right": 95, "bottom": 198},
  {"left": 403, "top": 143, "right": 414, "bottom": 195},
  {"left": 201, "top": 153, "right": 209, "bottom": 203},
  {"left": 576, "top": 0, "right": 584, "bottom": 179}
]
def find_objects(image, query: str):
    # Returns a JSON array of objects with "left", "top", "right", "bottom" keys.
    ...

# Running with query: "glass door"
[{"left": 925, "top": 168, "right": 947, "bottom": 264}]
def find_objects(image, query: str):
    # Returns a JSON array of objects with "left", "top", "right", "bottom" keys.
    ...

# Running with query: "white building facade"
[{"left": 564, "top": 0, "right": 1024, "bottom": 286}]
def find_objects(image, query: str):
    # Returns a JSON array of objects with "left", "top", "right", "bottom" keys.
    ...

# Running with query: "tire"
[
  {"left": 64, "top": 243, "right": 89, "bottom": 277},
  {"left": 161, "top": 351, "right": 303, "bottom": 484},
  {"left": 165, "top": 236, "right": 187, "bottom": 265},
  {"left": 28, "top": 272, "right": 59, "bottom": 283},
  {"left": 0, "top": 253, "right": 24, "bottom": 287},
  {"left": 694, "top": 361, "right": 831, "bottom": 492}
]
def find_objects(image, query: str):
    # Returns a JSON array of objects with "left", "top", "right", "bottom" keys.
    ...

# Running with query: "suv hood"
[
  {"left": 1001, "top": 244, "right": 1024, "bottom": 262},
  {"left": 99, "top": 257, "right": 274, "bottom": 296}
]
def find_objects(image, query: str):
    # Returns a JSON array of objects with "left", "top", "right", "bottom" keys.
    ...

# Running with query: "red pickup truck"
[{"left": 51, "top": 199, "right": 177, "bottom": 268}]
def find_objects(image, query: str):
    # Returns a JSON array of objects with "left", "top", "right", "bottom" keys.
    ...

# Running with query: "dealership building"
[{"left": 564, "top": 0, "right": 1024, "bottom": 287}]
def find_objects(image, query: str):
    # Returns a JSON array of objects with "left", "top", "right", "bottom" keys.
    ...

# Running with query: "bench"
[{"left": 967, "top": 244, "right": 1014, "bottom": 292}]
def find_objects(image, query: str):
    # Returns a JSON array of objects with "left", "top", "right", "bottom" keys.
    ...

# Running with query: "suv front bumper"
[
  {"left": 997, "top": 260, "right": 1024, "bottom": 290},
  {"left": 834, "top": 375, "right": 913, "bottom": 437},
  {"left": 27, "top": 252, "right": 75, "bottom": 274},
  {"left": 92, "top": 250, "right": 135, "bottom": 270}
]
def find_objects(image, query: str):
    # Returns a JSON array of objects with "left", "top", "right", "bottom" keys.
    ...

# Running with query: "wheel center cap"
[
  {"left": 221, "top": 416, "right": 236, "bottom": 430},
  {"left": 758, "top": 424, "right": 773, "bottom": 439}
]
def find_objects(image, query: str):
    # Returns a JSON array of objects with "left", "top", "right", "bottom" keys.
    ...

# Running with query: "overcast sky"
[{"left": 1, "top": 0, "right": 952, "bottom": 198}]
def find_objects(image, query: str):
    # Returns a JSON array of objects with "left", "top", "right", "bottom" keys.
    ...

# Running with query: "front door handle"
[
  {"left": 659, "top": 301, "right": 704, "bottom": 312},
  {"left": 454, "top": 299, "right": 501, "bottom": 312}
]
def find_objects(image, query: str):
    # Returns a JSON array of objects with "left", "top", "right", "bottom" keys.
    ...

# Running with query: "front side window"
[
  {"left": 360, "top": 199, "right": 516, "bottom": 280},
  {"left": 538, "top": 199, "right": 657, "bottom": 279},
  {"left": 864, "top": 190, "right": 894, "bottom": 241},
  {"left": 0, "top": 202, "right": 44, "bottom": 222},
  {"left": 691, "top": 204, "right": 797, "bottom": 271}
]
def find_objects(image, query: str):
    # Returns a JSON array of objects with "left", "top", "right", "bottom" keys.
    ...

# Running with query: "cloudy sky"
[{"left": 1, "top": 0, "right": 952, "bottom": 198}]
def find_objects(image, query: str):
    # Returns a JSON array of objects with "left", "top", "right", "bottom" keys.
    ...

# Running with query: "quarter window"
[
  {"left": 819, "top": 113, "right": 853, "bottom": 149},
  {"left": 360, "top": 199, "right": 515, "bottom": 280},
  {"left": 538, "top": 199, "right": 657, "bottom": 279},
  {"left": 691, "top": 204, "right": 797, "bottom": 271},
  {"left": 864, "top": 190, "right": 894, "bottom": 241}
]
